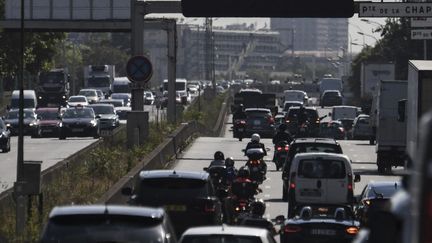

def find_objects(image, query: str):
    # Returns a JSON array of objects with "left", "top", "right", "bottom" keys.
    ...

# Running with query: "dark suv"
[
  {"left": 321, "top": 90, "right": 343, "bottom": 108},
  {"left": 245, "top": 108, "right": 276, "bottom": 138},
  {"left": 285, "top": 107, "right": 321, "bottom": 136},
  {"left": 123, "top": 170, "right": 223, "bottom": 236},
  {"left": 281, "top": 138, "right": 343, "bottom": 201},
  {"left": 40, "top": 205, "right": 177, "bottom": 243}
]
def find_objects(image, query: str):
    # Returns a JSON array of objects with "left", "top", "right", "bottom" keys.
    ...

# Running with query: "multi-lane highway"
[
  {"left": 172, "top": 112, "right": 402, "bottom": 222},
  {"left": 0, "top": 105, "right": 161, "bottom": 193}
]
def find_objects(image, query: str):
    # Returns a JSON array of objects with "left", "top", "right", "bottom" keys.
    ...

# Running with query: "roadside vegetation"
[{"left": 0, "top": 91, "right": 228, "bottom": 242}]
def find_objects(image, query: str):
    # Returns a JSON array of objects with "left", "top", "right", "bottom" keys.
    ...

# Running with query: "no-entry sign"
[{"left": 126, "top": 55, "right": 153, "bottom": 83}]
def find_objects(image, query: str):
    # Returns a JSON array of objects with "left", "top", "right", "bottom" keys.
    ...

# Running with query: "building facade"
[{"left": 270, "top": 18, "right": 348, "bottom": 53}]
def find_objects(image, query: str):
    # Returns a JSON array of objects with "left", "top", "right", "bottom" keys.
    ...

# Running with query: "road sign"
[
  {"left": 126, "top": 55, "right": 153, "bottom": 83},
  {"left": 412, "top": 17, "right": 432, "bottom": 27},
  {"left": 411, "top": 29, "right": 432, "bottom": 40},
  {"left": 359, "top": 2, "right": 432, "bottom": 17}
]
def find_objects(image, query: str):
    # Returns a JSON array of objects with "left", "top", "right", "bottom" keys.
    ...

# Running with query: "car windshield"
[
  {"left": 90, "top": 106, "right": 114, "bottom": 115},
  {"left": 181, "top": 235, "right": 262, "bottom": 243},
  {"left": 62, "top": 109, "right": 94, "bottom": 119},
  {"left": 37, "top": 110, "right": 59, "bottom": 120},
  {"left": 69, "top": 96, "right": 86, "bottom": 102},
  {"left": 112, "top": 84, "right": 131, "bottom": 93},
  {"left": 137, "top": 178, "right": 209, "bottom": 204},
  {"left": 145, "top": 93, "right": 152, "bottom": 97},
  {"left": 6, "top": 110, "right": 35, "bottom": 119},
  {"left": 78, "top": 90, "right": 97, "bottom": 96},
  {"left": 246, "top": 111, "right": 271, "bottom": 117},
  {"left": 42, "top": 215, "right": 162, "bottom": 243},
  {"left": 284, "top": 103, "right": 301, "bottom": 111},
  {"left": 39, "top": 72, "right": 65, "bottom": 84},
  {"left": 298, "top": 159, "right": 346, "bottom": 179},
  {"left": 367, "top": 184, "right": 401, "bottom": 198}
]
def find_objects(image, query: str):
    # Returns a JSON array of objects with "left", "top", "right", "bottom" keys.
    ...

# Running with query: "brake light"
[
  {"left": 289, "top": 172, "right": 296, "bottom": 189},
  {"left": 251, "top": 160, "right": 260, "bottom": 165},
  {"left": 286, "top": 120, "right": 290, "bottom": 123},
  {"left": 240, "top": 120, "right": 246, "bottom": 124},
  {"left": 284, "top": 145, "right": 290, "bottom": 152},
  {"left": 339, "top": 127, "right": 345, "bottom": 132},
  {"left": 277, "top": 147, "right": 283, "bottom": 151},
  {"left": 346, "top": 226, "right": 359, "bottom": 235},
  {"left": 284, "top": 225, "right": 302, "bottom": 233}
]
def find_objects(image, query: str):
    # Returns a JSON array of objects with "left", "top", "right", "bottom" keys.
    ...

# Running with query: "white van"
[
  {"left": 111, "top": 77, "right": 131, "bottom": 94},
  {"left": 10, "top": 90, "right": 38, "bottom": 110},
  {"left": 319, "top": 78, "right": 343, "bottom": 95},
  {"left": 287, "top": 153, "right": 360, "bottom": 215},
  {"left": 163, "top": 78, "right": 191, "bottom": 104},
  {"left": 283, "top": 90, "right": 308, "bottom": 104},
  {"left": 330, "top": 106, "right": 358, "bottom": 121}
]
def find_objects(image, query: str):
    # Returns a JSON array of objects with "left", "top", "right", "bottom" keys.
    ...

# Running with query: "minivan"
[
  {"left": 9, "top": 90, "right": 37, "bottom": 110},
  {"left": 287, "top": 153, "right": 360, "bottom": 217}
]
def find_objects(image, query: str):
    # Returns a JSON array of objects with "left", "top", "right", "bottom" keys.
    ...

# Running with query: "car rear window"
[
  {"left": 298, "top": 159, "right": 346, "bottom": 179},
  {"left": 292, "top": 143, "right": 342, "bottom": 154},
  {"left": 287, "top": 109, "right": 318, "bottom": 120},
  {"left": 42, "top": 214, "right": 162, "bottom": 243},
  {"left": 324, "top": 91, "right": 340, "bottom": 97},
  {"left": 138, "top": 178, "right": 210, "bottom": 203},
  {"left": 246, "top": 111, "right": 271, "bottom": 117},
  {"left": 181, "top": 235, "right": 262, "bottom": 243}
]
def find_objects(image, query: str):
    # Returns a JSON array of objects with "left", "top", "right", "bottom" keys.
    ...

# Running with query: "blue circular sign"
[{"left": 126, "top": 55, "right": 153, "bottom": 83}]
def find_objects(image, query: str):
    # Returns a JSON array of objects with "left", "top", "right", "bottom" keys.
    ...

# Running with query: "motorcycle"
[
  {"left": 234, "top": 119, "right": 247, "bottom": 141},
  {"left": 228, "top": 180, "right": 258, "bottom": 224},
  {"left": 204, "top": 165, "right": 229, "bottom": 199},
  {"left": 273, "top": 141, "right": 289, "bottom": 171},
  {"left": 245, "top": 148, "right": 267, "bottom": 184}
]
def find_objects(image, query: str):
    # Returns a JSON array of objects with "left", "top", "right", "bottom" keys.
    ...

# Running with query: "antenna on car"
[{"left": 104, "top": 203, "right": 109, "bottom": 215}]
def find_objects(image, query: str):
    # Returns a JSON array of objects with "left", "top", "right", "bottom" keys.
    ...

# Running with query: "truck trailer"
[
  {"left": 406, "top": 60, "right": 432, "bottom": 162},
  {"left": 375, "top": 80, "right": 407, "bottom": 174},
  {"left": 84, "top": 65, "right": 115, "bottom": 97}
]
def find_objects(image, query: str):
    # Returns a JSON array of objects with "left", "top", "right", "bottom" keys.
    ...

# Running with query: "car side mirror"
[
  {"left": 203, "top": 167, "right": 208, "bottom": 171},
  {"left": 121, "top": 187, "right": 133, "bottom": 196},
  {"left": 96, "top": 115, "right": 101, "bottom": 119},
  {"left": 328, "top": 112, "right": 332, "bottom": 117},
  {"left": 354, "top": 173, "right": 361, "bottom": 183},
  {"left": 275, "top": 215, "right": 285, "bottom": 224}
]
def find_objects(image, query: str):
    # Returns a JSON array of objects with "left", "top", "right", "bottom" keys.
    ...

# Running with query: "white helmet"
[{"left": 251, "top": 133, "right": 260, "bottom": 142}]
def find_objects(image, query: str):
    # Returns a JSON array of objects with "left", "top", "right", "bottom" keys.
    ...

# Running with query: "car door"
[
  {"left": 295, "top": 159, "right": 327, "bottom": 204},
  {"left": 325, "top": 159, "right": 348, "bottom": 204}
]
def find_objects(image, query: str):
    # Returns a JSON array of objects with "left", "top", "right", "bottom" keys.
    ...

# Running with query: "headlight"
[
  {"left": 90, "top": 120, "right": 97, "bottom": 126},
  {"left": 6, "top": 124, "right": 11, "bottom": 128},
  {"left": 58, "top": 122, "right": 63, "bottom": 128},
  {"left": 29, "top": 122, "right": 37, "bottom": 127}
]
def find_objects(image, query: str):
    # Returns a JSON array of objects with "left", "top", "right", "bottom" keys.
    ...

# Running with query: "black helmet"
[
  {"left": 238, "top": 166, "right": 250, "bottom": 178},
  {"left": 225, "top": 157, "right": 235, "bottom": 167},
  {"left": 214, "top": 151, "right": 225, "bottom": 160},
  {"left": 250, "top": 199, "right": 266, "bottom": 216},
  {"left": 279, "top": 123, "right": 287, "bottom": 131}
]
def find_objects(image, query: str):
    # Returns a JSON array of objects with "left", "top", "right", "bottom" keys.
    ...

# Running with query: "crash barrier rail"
[
  {"left": 0, "top": 125, "right": 125, "bottom": 209},
  {"left": 98, "top": 93, "right": 231, "bottom": 204}
]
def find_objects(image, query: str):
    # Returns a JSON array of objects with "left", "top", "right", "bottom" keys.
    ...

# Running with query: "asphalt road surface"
[{"left": 172, "top": 112, "right": 402, "bottom": 223}]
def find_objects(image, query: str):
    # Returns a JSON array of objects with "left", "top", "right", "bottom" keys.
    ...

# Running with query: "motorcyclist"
[
  {"left": 209, "top": 151, "right": 225, "bottom": 167},
  {"left": 245, "top": 133, "right": 267, "bottom": 156},
  {"left": 272, "top": 124, "right": 293, "bottom": 162},
  {"left": 231, "top": 166, "right": 258, "bottom": 199},
  {"left": 225, "top": 157, "right": 237, "bottom": 184},
  {"left": 272, "top": 124, "right": 293, "bottom": 145},
  {"left": 237, "top": 199, "right": 276, "bottom": 235},
  {"left": 233, "top": 104, "right": 247, "bottom": 121}
]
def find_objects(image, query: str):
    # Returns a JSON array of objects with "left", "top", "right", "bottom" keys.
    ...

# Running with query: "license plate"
[
  {"left": 300, "top": 190, "right": 321, "bottom": 197},
  {"left": 100, "top": 130, "right": 113, "bottom": 137},
  {"left": 253, "top": 120, "right": 261, "bottom": 125},
  {"left": 72, "top": 128, "right": 84, "bottom": 132},
  {"left": 165, "top": 205, "right": 187, "bottom": 212},
  {"left": 311, "top": 229, "right": 336, "bottom": 236},
  {"left": 238, "top": 128, "right": 244, "bottom": 132}
]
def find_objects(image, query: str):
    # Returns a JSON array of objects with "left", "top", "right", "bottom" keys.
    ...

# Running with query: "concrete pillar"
[{"left": 127, "top": 111, "right": 149, "bottom": 148}]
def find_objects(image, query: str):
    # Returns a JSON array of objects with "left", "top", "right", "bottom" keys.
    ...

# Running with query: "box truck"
[{"left": 360, "top": 63, "right": 395, "bottom": 98}]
